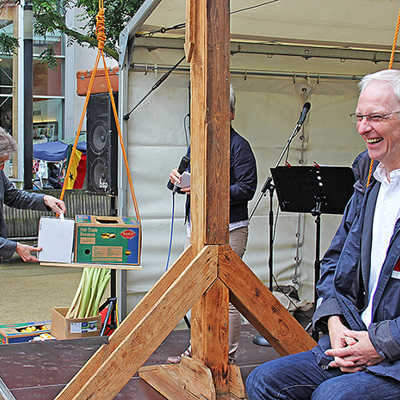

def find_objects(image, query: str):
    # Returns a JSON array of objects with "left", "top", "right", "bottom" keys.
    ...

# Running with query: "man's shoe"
[{"left": 166, "top": 348, "right": 191, "bottom": 364}]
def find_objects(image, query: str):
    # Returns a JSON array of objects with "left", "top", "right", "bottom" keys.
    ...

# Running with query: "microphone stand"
[{"left": 251, "top": 121, "right": 304, "bottom": 347}]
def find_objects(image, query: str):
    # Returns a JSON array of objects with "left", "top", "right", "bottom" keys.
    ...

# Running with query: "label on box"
[{"left": 69, "top": 321, "right": 98, "bottom": 334}]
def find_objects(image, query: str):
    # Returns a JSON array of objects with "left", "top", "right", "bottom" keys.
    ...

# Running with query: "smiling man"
[{"left": 246, "top": 69, "right": 400, "bottom": 400}]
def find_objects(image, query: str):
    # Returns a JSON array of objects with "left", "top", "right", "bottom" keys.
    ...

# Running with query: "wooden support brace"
[
  {"left": 184, "top": 0, "right": 195, "bottom": 62},
  {"left": 139, "top": 357, "right": 245, "bottom": 400},
  {"left": 140, "top": 357, "right": 216, "bottom": 400},
  {"left": 55, "top": 245, "right": 217, "bottom": 400},
  {"left": 219, "top": 247, "right": 317, "bottom": 355},
  {"left": 191, "top": 277, "right": 230, "bottom": 394}
]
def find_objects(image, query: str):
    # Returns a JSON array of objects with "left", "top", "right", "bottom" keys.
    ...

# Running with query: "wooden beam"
[
  {"left": 55, "top": 245, "right": 217, "bottom": 400},
  {"left": 190, "top": 0, "right": 230, "bottom": 252},
  {"left": 219, "top": 247, "right": 316, "bottom": 355},
  {"left": 228, "top": 364, "right": 246, "bottom": 399},
  {"left": 140, "top": 357, "right": 216, "bottom": 400},
  {"left": 191, "top": 278, "right": 230, "bottom": 395}
]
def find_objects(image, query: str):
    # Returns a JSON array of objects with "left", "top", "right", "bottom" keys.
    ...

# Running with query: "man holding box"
[{"left": 0, "top": 127, "right": 66, "bottom": 262}]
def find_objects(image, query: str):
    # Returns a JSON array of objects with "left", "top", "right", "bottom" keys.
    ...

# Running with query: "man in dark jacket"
[
  {"left": 168, "top": 84, "right": 257, "bottom": 363},
  {"left": 246, "top": 69, "right": 400, "bottom": 400},
  {"left": 0, "top": 128, "right": 66, "bottom": 262}
]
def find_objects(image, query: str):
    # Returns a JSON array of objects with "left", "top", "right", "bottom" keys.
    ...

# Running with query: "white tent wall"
[
  {"left": 118, "top": 0, "right": 400, "bottom": 320},
  {"left": 122, "top": 44, "right": 391, "bottom": 316}
]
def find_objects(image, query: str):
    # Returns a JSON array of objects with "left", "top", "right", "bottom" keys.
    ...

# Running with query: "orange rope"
[
  {"left": 60, "top": 0, "right": 141, "bottom": 225},
  {"left": 96, "top": 7, "right": 106, "bottom": 51},
  {"left": 60, "top": 51, "right": 101, "bottom": 202},
  {"left": 366, "top": 8, "right": 400, "bottom": 187},
  {"left": 101, "top": 51, "right": 141, "bottom": 224},
  {"left": 389, "top": 9, "right": 400, "bottom": 69}
]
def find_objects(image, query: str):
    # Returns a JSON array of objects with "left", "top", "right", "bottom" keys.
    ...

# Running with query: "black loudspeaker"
[{"left": 86, "top": 93, "right": 118, "bottom": 194}]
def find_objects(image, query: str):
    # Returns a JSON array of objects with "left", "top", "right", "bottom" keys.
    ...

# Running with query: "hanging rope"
[
  {"left": 366, "top": 8, "right": 400, "bottom": 187},
  {"left": 59, "top": 0, "right": 141, "bottom": 225}
]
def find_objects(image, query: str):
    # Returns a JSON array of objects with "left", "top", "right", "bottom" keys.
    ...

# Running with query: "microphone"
[
  {"left": 296, "top": 102, "right": 311, "bottom": 126},
  {"left": 167, "top": 155, "right": 190, "bottom": 193}
]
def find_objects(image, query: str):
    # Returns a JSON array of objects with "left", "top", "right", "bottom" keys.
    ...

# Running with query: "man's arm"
[
  {"left": 230, "top": 138, "right": 257, "bottom": 203},
  {"left": 2, "top": 173, "right": 65, "bottom": 214},
  {"left": 311, "top": 186, "right": 365, "bottom": 332}
]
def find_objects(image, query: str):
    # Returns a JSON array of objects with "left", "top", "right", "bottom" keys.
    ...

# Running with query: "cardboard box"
[
  {"left": 51, "top": 307, "right": 101, "bottom": 340},
  {"left": 74, "top": 215, "right": 141, "bottom": 266},
  {"left": 0, "top": 321, "right": 51, "bottom": 344},
  {"left": 76, "top": 67, "right": 119, "bottom": 96}
]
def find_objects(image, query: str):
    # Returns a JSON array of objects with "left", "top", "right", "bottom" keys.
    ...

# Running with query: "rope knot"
[{"left": 96, "top": 8, "right": 106, "bottom": 50}]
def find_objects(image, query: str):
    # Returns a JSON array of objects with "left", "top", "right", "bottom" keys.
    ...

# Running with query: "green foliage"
[
  {"left": 1, "top": 0, "right": 145, "bottom": 61},
  {"left": 0, "top": 32, "right": 18, "bottom": 55}
]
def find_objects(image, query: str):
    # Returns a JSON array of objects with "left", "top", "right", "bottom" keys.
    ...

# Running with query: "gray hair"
[
  {"left": 359, "top": 69, "right": 400, "bottom": 101},
  {"left": 0, "top": 127, "right": 17, "bottom": 158},
  {"left": 230, "top": 84, "right": 236, "bottom": 114}
]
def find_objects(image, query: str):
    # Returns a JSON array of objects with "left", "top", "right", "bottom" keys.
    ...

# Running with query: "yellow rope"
[
  {"left": 60, "top": 0, "right": 141, "bottom": 226},
  {"left": 389, "top": 8, "right": 400, "bottom": 69},
  {"left": 366, "top": 8, "right": 400, "bottom": 187}
]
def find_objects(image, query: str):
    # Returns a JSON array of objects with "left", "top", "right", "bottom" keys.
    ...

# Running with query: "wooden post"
[{"left": 189, "top": 0, "right": 231, "bottom": 395}]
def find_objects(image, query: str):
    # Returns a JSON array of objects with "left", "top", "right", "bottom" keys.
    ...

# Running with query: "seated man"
[{"left": 246, "top": 69, "right": 400, "bottom": 400}]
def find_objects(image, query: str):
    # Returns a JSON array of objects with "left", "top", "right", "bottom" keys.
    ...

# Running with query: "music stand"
[{"left": 270, "top": 165, "right": 355, "bottom": 304}]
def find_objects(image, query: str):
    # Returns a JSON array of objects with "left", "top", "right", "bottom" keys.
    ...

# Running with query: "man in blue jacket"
[
  {"left": 168, "top": 84, "right": 257, "bottom": 363},
  {"left": 246, "top": 69, "right": 400, "bottom": 400}
]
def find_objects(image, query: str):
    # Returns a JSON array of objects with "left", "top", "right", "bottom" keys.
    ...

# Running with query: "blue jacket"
[
  {"left": 183, "top": 127, "right": 257, "bottom": 224},
  {"left": 312, "top": 151, "right": 400, "bottom": 381}
]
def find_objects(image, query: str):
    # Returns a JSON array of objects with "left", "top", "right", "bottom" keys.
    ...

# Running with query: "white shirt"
[{"left": 361, "top": 164, "right": 400, "bottom": 328}]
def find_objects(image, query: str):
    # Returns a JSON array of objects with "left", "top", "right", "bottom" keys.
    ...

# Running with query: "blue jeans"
[{"left": 246, "top": 350, "right": 400, "bottom": 400}]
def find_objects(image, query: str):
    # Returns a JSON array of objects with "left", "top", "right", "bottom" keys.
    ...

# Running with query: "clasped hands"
[{"left": 325, "top": 315, "right": 384, "bottom": 373}]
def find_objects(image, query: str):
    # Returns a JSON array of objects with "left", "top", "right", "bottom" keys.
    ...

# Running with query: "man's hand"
[
  {"left": 43, "top": 195, "right": 66, "bottom": 214},
  {"left": 169, "top": 169, "right": 190, "bottom": 193},
  {"left": 326, "top": 319, "right": 384, "bottom": 372},
  {"left": 16, "top": 242, "right": 42, "bottom": 263}
]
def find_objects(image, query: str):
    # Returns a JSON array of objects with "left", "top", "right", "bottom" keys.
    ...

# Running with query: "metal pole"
[{"left": 23, "top": 1, "right": 33, "bottom": 190}]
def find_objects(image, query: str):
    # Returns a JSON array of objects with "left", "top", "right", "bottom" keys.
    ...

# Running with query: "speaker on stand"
[{"left": 86, "top": 92, "right": 118, "bottom": 195}]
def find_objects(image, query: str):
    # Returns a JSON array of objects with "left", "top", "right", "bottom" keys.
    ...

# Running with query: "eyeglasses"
[{"left": 349, "top": 110, "right": 400, "bottom": 124}]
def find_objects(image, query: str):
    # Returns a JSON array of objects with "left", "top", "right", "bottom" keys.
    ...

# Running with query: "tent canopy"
[{"left": 33, "top": 141, "right": 86, "bottom": 162}]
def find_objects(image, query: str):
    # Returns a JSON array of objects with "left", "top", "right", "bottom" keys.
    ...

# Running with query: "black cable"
[
  {"left": 135, "top": 23, "right": 186, "bottom": 38},
  {"left": 136, "top": 0, "right": 280, "bottom": 38},
  {"left": 230, "top": 0, "right": 280, "bottom": 15},
  {"left": 269, "top": 204, "right": 312, "bottom": 324},
  {"left": 123, "top": 56, "right": 186, "bottom": 120},
  {"left": 183, "top": 113, "right": 190, "bottom": 147}
]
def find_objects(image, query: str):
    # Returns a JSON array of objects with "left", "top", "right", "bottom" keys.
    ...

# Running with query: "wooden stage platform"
[{"left": 0, "top": 324, "right": 281, "bottom": 399}]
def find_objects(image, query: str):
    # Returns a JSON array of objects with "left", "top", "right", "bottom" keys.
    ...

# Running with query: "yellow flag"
[{"left": 65, "top": 150, "right": 82, "bottom": 189}]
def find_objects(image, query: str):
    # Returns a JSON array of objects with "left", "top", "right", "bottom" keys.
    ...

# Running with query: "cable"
[
  {"left": 231, "top": 0, "right": 280, "bottom": 15},
  {"left": 123, "top": 56, "right": 186, "bottom": 120},
  {"left": 165, "top": 192, "right": 175, "bottom": 271},
  {"left": 136, "top": 0, "right": 280, "bottom": 38},
  {"left": 269, "top": 204, "right": 312, "bottom": 324},
  {"left": 165, "top": 191, "right": 191, "bottom": 329},
  {"left": 183, "top": 113, "right": 190, "bottom": 147}
]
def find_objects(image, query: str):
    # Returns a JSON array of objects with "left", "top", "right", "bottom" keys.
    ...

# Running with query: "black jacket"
[{"left": 174, "top": 127, "right": 257, "bottom": 224}]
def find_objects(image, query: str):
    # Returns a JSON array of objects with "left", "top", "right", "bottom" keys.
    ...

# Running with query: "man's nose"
[{"left": 357, "top": 117, "right": 372, "bottom": 135}]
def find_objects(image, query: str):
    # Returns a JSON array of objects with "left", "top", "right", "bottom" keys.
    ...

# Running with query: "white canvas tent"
[{"left": 115, "top": 0, "right": 400, "bottom": 318}]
